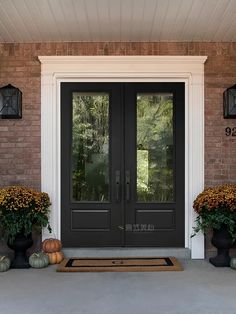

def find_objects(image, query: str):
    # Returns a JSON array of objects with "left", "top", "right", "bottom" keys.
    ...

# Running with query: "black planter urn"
[
  {"left": 7, "top": 233, "right": 33, "bottom": 269},
  {"left": 209, "top": 225, "right": 234, "bottom": 267}
]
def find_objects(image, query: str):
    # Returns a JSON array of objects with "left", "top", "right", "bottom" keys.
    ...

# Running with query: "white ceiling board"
[
  {"left": 169, "top": 0, "right": 194, "bottom": 41},
  {"left": 179, "top": 0, "right": 205, "bottom": 41},
  {"left": 25, "top": 0, "right": 57, "bottom": 41},
  {"left": 83, "top": 0, "right": 100, "bottom": 41},
  {"left": 0, "top": 0, "right": 25, "bottom": 42},
  {"left": 120, "top": 0, "right": 134, "bottom": 41},
  {"left": 0, "top": 13, "right": 15, "bottom": 42},
  {"left": 223, "top": 14, "right": 236, "bottom": 42},
  {"left": 191, "top": 0, "right": 219, "bottom": 41},
  {"left": 47, "top": 0, "right": 73, "bottom": 41},
  {"left": 212, "top": 0, "right": 236, "bottom": 41},
  {"left": 96, "top": 0, "right": 110, "bottom": 42},
  {"left": 6, "top": 0, "right": 33, "bottom": 42},
  {"left": 0, "top": 0, "right": 235, "bottom": 42},
  {"left": 146, "top": 0, "right": 159, "bottom": 41},
  {"left": 129, "top": 0, "right": 147, "bottom": 41},
  {"left": 201, "top": 0, "right": 229, "bottom": 41},
  {"left": 107, "top": 0, "right": 121, "bottom": 41},
  {"left": 160, "top": 0, "right": 184, "bottom": 41},
  {"left": 12, "top": 0, "right": 42, "bottom": 41},
  {"left": 72, "top": 0, "right": 92, "bottom": 41},
  {"left": 149, "top": 0, "right": 170, "bottom": 41}
]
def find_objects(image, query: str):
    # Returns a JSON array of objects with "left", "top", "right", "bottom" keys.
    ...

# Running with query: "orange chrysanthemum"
[{"left": 193, "top": 184, "right": 236, "bottom": 214}]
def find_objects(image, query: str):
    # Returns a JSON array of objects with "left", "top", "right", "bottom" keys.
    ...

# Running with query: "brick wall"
[{"left": 0, "top": 42, "right": 236, "bottom": 255}]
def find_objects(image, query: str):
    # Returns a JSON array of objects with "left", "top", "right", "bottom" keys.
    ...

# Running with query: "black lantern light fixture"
[
  {"left": 223, "top": 84, "right": 236, "bottom": 119},
  {"left": 0, "top": 84, "right": 22, "bottom": 119}
]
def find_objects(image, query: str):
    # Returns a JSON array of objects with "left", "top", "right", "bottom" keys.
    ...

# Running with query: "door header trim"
[{"left": 39, "top": 56, "right": 207, "bottom": 259}]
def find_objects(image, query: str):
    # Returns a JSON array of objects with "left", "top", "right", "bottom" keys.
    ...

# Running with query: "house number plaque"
[{"left": 225, "top": 127, "right": 236, "bottom": 136}]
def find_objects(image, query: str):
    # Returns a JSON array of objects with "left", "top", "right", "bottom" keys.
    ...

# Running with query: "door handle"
[
  {"left": 115, "top": 170, "right": 120, "bottom": 202},
  {"left": 125, "top": 170, "right": 130, "bottom": 202}
]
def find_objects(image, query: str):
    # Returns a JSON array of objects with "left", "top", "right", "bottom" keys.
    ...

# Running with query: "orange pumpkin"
[
  {"left": 47, "top": 251, "right": 64, "bottom": 264},
  {"left": 42, "top": 238, "right": 62, "bottom": 253}
]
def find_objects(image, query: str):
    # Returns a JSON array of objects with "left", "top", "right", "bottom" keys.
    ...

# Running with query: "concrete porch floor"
[{"left": 0, "top": 260, "right": 236, "bottom": 314}]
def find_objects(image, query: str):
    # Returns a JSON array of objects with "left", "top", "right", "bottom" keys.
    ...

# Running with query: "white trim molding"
[{"left": 39, "top": 56, "right": 207, "bottom": 259}]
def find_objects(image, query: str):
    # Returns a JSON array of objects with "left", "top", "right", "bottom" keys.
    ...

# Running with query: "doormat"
[{"left": 57, "top": 257, "right": 183, "bottom": 272}]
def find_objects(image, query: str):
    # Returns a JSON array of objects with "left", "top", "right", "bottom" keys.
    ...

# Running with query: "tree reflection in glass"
[
  {"left": 137, "top": 93, "right": 174, "bottom": 202},
  {"left": 72, "top": 93, "right": 109, "bottom": 202}
]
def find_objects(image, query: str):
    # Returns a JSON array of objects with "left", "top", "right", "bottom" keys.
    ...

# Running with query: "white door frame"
[{"left": 39, "top": 56, "right": 207, "bottom": 259}]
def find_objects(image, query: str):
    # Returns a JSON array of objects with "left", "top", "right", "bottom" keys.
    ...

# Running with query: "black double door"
[{"left": 61, "top": 83, "right": 185, "bottom": 247}]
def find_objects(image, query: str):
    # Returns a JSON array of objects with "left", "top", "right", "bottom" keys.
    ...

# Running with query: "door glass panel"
[
  {"left": 137, "top": 93, "right": 174, "bottom": 202},
  {"left": 72, "top": 92, "right": 109, "bottom": 202}
]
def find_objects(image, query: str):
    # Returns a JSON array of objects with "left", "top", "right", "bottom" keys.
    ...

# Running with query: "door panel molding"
[
  {"left": 71, "top": 209, "right": 111, "bottom": 231},
  {"left": 39, "top": 56, "right": 207, "bottom": 258}
]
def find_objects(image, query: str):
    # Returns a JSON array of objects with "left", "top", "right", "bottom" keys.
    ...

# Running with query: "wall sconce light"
[
  {"left": 0, "top": 84, "right": 22, "bottom": 119},
  {"left": 223, "top": 84, "right": 236, "bottom": 119}
]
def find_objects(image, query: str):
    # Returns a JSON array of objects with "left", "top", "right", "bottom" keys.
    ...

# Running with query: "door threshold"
[{"left": 62, "top": 248, "right": 191, "bottom": 259}]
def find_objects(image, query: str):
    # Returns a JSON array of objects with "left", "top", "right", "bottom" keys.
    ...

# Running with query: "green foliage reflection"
[
  {"left": 137, "top": 94, "right": 174, "bottom": 202},
  {"left": 72, "top": 93, "right": 109, "bottom": 201}
]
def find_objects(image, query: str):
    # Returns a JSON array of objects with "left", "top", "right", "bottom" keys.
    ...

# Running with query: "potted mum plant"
[
  {"left": 0, "top": 186, "right": 52, "bottom": 269},
  {"left": 192, "top": 184, "right": 236, "bottom": 267}
]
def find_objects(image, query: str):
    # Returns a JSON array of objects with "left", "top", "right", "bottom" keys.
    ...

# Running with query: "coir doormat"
[{"left": 57, "top": 257, "right": 183, "bottom": 272}]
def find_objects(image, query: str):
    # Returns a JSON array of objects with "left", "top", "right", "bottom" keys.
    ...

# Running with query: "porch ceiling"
[{"left": 0, "top": 0, "right": 236, "bottom": 43}]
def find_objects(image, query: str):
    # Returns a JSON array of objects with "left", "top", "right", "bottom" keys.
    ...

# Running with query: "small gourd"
[
  {"left": 230, "top": 257, "right": 236, "bottom": 269},
  {"left": 42, "top": 238, "right": 62, "bottom": 253},
  {"left": 0, "top": 256, "right": 11, "bottom": 272},
  {"left": 47, "top": 251, "right": 64, "bottom": 264},
  {"left": 29, "top": 252, "right": 49, "bottom": 268}
]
